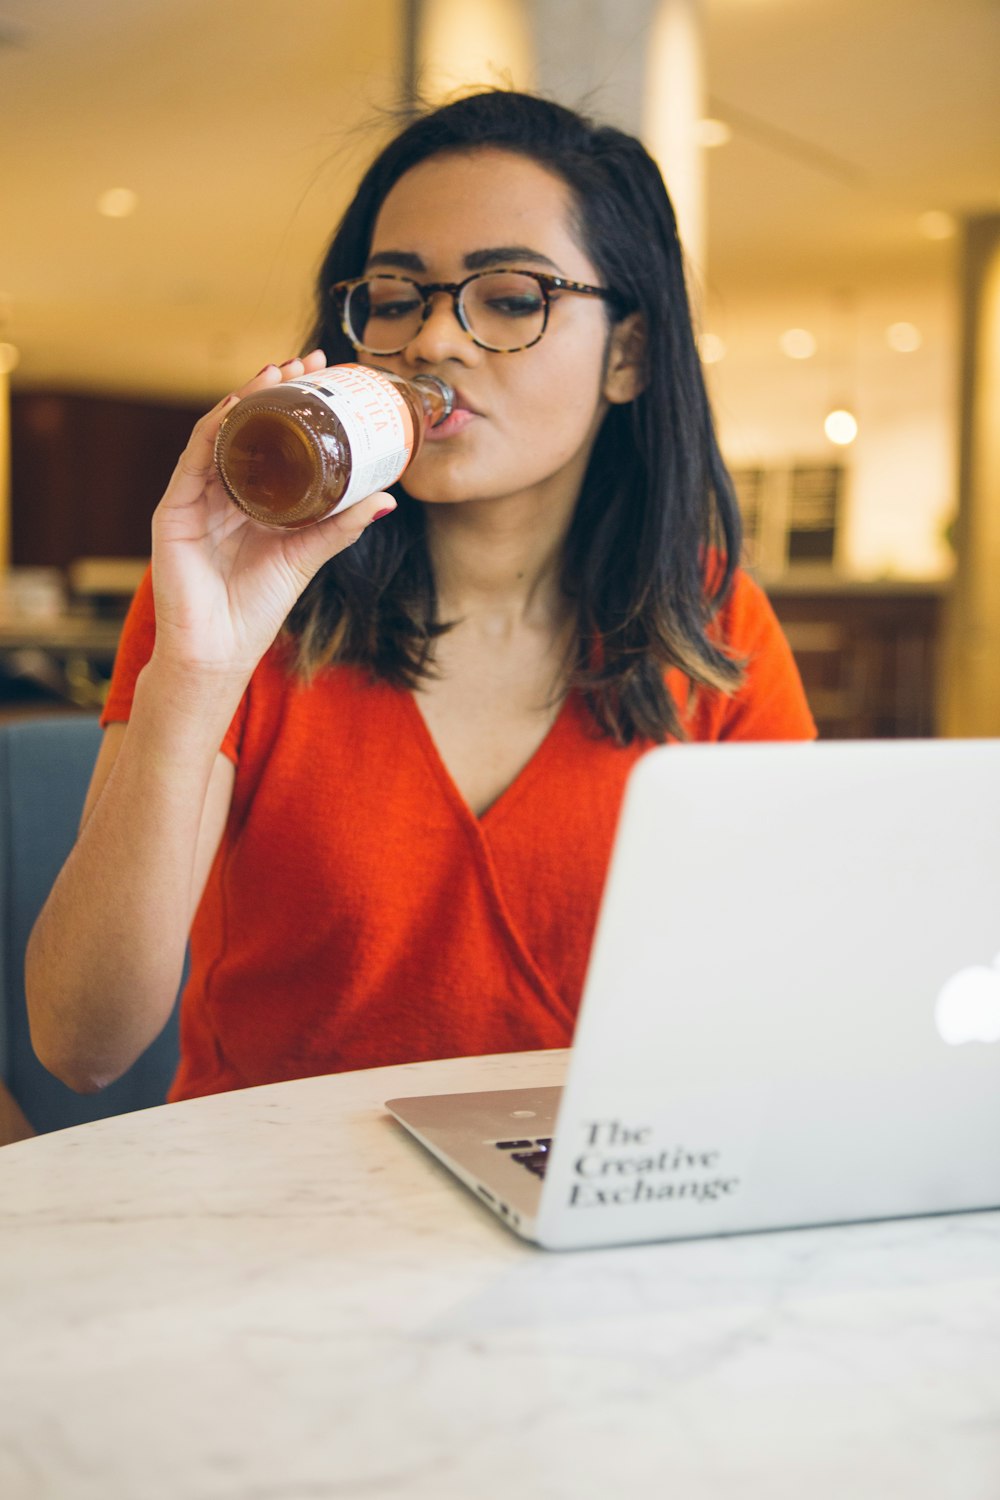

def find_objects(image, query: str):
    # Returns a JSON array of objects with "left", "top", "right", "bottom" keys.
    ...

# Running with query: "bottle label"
[{"left": 294, "top": 366, "right": 414, "bottom": 513}]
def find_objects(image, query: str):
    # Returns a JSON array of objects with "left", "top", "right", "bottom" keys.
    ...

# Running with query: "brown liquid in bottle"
[
  {"left": 214, "top": 365, "right": 454, "bottom": 529},
  {"left": 223, "top": 412, "right": 317, "bottom": 522}
]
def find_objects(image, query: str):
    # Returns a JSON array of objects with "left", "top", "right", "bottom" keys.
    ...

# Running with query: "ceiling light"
[
  {"left": 698, "top": 332, "right": 727, "bottom": 364},
  {"left": 98, "top": 187, "right": 138, "bottom": 219},
  {"left": 695, "top": 118, "right": 732, "bottom": 149},
  {"left": 918, "top": 210, "right": 956, "bottom": 241},
  {"left": 824, "top": 408, "right": 858, "bottom": 446},
  {"left": 0, "top": 342, "right": 20, "bottom": 374},
  {"left": 886, "top": 322, "right": 922, "bottom": 353},
  {"left": 779, "top": 328, "right": 817, "bottom": 360}
]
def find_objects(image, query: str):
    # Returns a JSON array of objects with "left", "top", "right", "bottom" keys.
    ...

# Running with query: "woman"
[{"left": 26, "top": 90, "right": 814, "bottom": 1101}]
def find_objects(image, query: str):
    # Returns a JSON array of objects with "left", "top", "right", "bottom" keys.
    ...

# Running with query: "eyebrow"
[{"left": 364, "top": 245, "right": 563, "bottom": 274}]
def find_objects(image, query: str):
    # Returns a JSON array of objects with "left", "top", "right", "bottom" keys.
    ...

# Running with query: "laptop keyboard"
[{"left": 495, "top": 1137, "right": 553, "bottom": 1179}]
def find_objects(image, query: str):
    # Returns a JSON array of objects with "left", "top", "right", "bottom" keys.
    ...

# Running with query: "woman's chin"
[{"left": 401, "top": 462, "right": 478, "bottom": 506}]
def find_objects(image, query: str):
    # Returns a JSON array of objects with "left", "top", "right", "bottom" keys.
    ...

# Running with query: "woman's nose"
[{"left": 403, "top": 291, "right": 480, "bottom": 366}]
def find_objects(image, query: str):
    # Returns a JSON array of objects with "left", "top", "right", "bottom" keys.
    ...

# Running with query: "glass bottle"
[{"left": 214, "top": 365, "right": 454, "bottom": 529}]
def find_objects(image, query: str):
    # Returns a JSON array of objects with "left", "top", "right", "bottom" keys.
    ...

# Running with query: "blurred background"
[{"left": 0, "top": 0, "right": 998, "bottom": 736}]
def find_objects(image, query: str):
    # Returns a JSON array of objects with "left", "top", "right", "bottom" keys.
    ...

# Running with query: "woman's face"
[{"left": 358, "top": 147, "right": 635, "bottom": 513}]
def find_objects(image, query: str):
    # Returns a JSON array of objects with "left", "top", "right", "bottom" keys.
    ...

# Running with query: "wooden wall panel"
[{"left": 10, "top": 392, "right": 205, "bottom": 568}]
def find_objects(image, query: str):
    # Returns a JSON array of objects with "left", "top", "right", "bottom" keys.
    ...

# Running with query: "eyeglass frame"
[{"left": 330, "top": 268, "right": 623, "bottom": 355}]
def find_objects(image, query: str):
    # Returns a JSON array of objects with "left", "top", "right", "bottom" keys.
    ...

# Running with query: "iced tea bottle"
[{"left": 214, "top": 364, "right": 454, "bottom": 529}]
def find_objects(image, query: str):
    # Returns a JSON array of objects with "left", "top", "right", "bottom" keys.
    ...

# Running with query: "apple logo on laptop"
[{"left": 934, "top": 954, "right": 1000, "bottom": 1045}]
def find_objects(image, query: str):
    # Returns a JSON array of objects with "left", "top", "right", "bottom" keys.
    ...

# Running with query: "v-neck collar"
[
  {"left": 402, "top": 688, "right": 573, "bottom": 830},
  {"left": 398, "top": 685, "right": 578, "bottom": 1035}
]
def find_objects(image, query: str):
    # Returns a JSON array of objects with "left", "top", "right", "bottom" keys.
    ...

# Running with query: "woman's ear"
[{"left": 603, "top": 312, "right": 648, "bottom": 405}]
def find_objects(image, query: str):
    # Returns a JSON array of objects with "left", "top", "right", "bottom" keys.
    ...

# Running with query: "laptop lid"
[{"left": 534, "top": 740, "right": 1000, "bottom": 1249}]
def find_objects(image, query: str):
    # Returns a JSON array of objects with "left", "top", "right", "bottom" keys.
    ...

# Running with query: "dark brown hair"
[{"left": 286, "top": 89, "right": 743, "bottom": 744}]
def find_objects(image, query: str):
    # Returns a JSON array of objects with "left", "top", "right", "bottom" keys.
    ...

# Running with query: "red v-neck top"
[{"left": 103, "top": 568, "right": 815, "bottom": 1100}]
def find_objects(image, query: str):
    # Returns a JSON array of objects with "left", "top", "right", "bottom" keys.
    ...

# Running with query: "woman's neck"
[{"left": 424, "top": 492, "right": 573, "bottom": 633}]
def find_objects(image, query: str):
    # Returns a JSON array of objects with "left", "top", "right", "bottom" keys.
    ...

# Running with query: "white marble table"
[{"left": 2, "top": 1048, "right": 999, "bottom": 1500}]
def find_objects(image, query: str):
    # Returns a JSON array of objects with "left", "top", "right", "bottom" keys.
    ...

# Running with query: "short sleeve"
[
  {"left": 100, "top": 567, "right": 247, "bottom": 764},
  {"left": 679, "top": 570, "right": 817, "bottom": 742}
]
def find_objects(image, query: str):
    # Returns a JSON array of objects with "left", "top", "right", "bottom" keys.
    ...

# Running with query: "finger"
[
  {"left": 233, "top": 362, "right": 282, "bottom": 399},
  {"left": 293, "top": 493, "right": 397, "bottom": 565},
  {"left": 275, "top": 349, "right": 328, "bottom": 383},
  {"left": 335, "top": 492, "right": 397, "bottom": 537},
  {"left": 170, "top": 392, "right": 240, "bottom": 486}
]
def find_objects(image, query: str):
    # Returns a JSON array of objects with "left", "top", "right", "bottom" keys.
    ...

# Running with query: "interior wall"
[
  {"left": 10, "top": 392, "right": 204, "bottom": 568},
  {"left": 702, "top": 278, "right": 957, "bottom": 579}
]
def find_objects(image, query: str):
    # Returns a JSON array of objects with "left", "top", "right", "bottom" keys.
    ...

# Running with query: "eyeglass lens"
[{"left": 345, "top": 272, "right": 547, "bottom": 353}]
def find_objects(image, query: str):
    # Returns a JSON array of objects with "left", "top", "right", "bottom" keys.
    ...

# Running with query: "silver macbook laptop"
[{"left": 387, "top": 740, "right": 1000, "bottom": 1250}]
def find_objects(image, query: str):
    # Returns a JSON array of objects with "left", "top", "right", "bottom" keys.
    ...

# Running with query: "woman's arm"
[
  {"left": 25, "top": 354, "right": 396, "bottom": 1092},
  {"left": 26, "top": 677, "right": 238, "bottom": 1092}
]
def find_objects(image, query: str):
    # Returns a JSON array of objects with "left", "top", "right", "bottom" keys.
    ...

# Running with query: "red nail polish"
[
  {"left": 371, "top": 506, "right": 395, "bottom": 522},
  {"left": 256, "top": 364, "right": 275, "bottom": 377}
]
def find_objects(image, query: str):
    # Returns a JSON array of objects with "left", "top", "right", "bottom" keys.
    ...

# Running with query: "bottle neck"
[{"left": 410, "top": 374, "right": 454, "bottom": 428}]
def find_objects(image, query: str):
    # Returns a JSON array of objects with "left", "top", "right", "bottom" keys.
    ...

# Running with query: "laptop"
[{"left": 387, "top": 740, "right": 1000, "bottom": 1250}]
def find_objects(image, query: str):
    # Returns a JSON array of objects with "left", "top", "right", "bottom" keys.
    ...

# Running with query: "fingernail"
[
  {"left": 371, "top": 505, "right": 396, "bottom": 522},
  {"left": 256, "top": 363, "right": 276, "bottom": 377},
  {"left": 279, "top": 357, "right": 302, "bottom": 369}
]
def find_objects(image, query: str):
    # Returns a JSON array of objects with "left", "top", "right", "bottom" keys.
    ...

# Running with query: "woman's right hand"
[{"left": 148, "top": 351, "right": 396, "bottom": 689}]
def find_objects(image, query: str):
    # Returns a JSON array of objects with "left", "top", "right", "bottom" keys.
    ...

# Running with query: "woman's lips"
[{"left": 425, "top": 406, "right": 477, "bottom": 441}]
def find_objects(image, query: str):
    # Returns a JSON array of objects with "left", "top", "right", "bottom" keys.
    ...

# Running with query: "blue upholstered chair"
[{"left": 0, "top": 714, "right": 180, "bottom": 1135}]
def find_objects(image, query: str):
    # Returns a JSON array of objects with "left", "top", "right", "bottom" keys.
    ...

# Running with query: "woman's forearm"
[{"left": 25, "top": 657, "right": 243, "bottom": 1092}]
